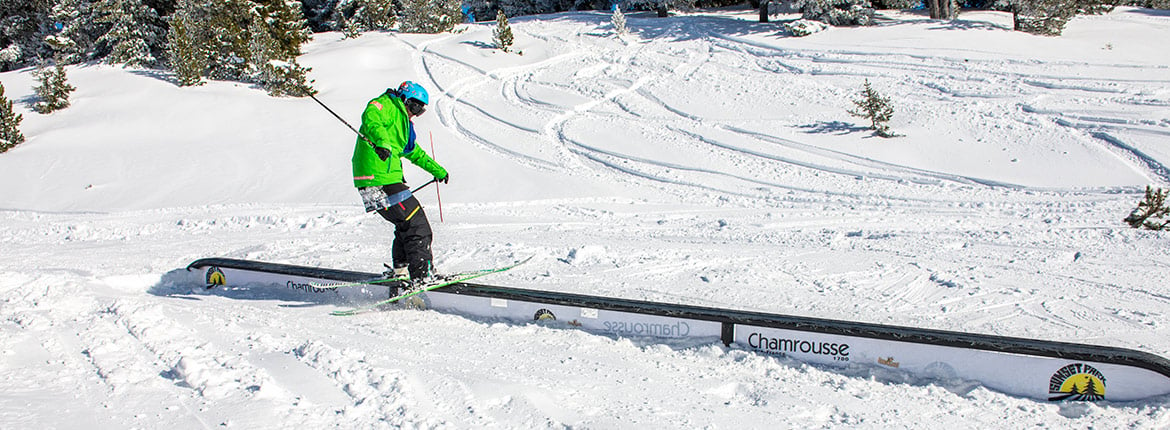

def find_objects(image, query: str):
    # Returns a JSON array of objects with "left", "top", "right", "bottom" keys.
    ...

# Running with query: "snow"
[{"left": 2, "top": 6, "right": 1170, "bottom": 428}]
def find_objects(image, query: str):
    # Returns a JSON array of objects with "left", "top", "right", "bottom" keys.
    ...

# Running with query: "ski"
[
  {"left": 331, "top": 256, "right": 533, "bottom": 316},
  {"left": 308, "top": 274, "right": 410, "bottom": 290}
]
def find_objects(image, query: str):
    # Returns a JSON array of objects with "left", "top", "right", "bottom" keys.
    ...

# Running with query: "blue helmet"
[{"left": 397, "top": 81, "right": 429, "bottom": 105}]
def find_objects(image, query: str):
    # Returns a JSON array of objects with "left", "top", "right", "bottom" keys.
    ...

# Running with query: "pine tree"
[
  {"left": 848, "top": 79, "right": 894, "bottom": 138},
  {"left": 94, "top": 0, "right": 166, "bottom": 68},
  {"left": 400, "top": 0, "right": 464, "bottom": 33},
  {"left": 167, "top": 6, "right": 207, "bottom": 86},
  {"left": 1124, "top": 186, "right": 1170, "bottom": 231},
  {"left": 493, "top": 10, "right": 514, "bottom": 52},
  {"left": 345, "top": 0, "right": 398, "bottom": 35},
  {"left": 259, "top": 59, "right": 317, "bottom": 97},
  {"left": 32, "top": 61, "right": 76, "bottom": 114},
  {"left": 797, "top": 0, "right": 876, "bottom": 26},
  {"left": 612, "top": 5, "right": 629, "bottom": 36},
  {"left": 0, "top": 82, "right": 25, "bottom": 153},
  {"left": 1012, "top": 0, "right": 1119, "bottom": 36},
  {"left": 45, "top": 0, "right": 101, "bottom": 65},
  {"left": 253, "top": 0, "right": 316, "bottom": 97},
  {"left": 245, "top": 10, "right": 317, "bottom": 97},
  {"left": 164, "top": 0, "right": 314, "bottom": 96},
  {"left": 258, "top": 0, "right": 313, "bottom": 60},
  {"left": 203, "top": 0, "right": 254, "bottom": 81},
  {"left": 1, "top": 0, "right": 55, "bottom": 71}
]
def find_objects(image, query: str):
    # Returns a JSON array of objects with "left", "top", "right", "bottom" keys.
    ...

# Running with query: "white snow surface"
[{"left": 2, "top": 7, "right": 1170, "bottom": 429}]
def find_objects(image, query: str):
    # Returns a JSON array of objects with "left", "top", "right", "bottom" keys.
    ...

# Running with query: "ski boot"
[{"left": 382, "top": 264, "right": 412, "bottom": 297}]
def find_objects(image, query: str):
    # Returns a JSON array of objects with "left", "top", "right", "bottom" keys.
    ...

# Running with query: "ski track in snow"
[{"left": 3, "top": 8, "right": 1170, "bottom": 429}]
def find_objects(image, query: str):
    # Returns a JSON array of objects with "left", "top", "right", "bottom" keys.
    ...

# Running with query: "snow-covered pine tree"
[
  {"left": 797, "top": 0, "right": 876, "bottom": 26},
  {"left": 258, "top": 0, "right": 315, "bottom": 97},
  {"left": 495, "top": 0, "right": 543, "bottom": 17},
  {"left": 44, "top": 0, "right": 101, "bottom": 65},
  {"left": 400, "top": 0, "right": 464, "bottom": 33},
  {"left": 259, "top": 0, "right": 313, "bottom": 60},
  {"left": 612, "top": 5, "right": 629, "bottom": 36},
  {"left": 848, "top": 79, "right": 894, "bottom": 137},
  {"left": 350, "top": 0, "right": 399, "bottom": 33},
  {"left": 93, "top": 0, "right": 167, "bottom": 68},
  {"left": 165, "top": 0, "right": 314, "bottom": 95},
  {"left": 336, "top": 0, "right": 397, "bottom": 38},
  {"left": 259, "top": 59, "right": 316, "bottom": 97},
  {"left": 870, "top": 0, "right": 919, "bottom": 8},
  {"left": 1, "top": 0, "right": 54, "bottom": 71},
  {"left": 1012, "top": 0, "right": 1118, "bottom": 36},
  {"left": 203, "top": 0, "right": 255, "bottom": 81},
  {"left": 1124, "top": 186, "right": 1170, "bottom": 231},
  {"left": 340, "top": 13, "right": 362, "bottom": 39},
  {"left": 32, "top": 61, "right": 76, "bottom": 114},
  {"left": 493, "top": 10, "right": 514, "bottom": 52},
  {"left": 624, "top": 0, "right": 694, "bottom": 16},
  {"left": 246, "top": 8, "right": 316, "bottom": 97},
  {"left": 167, "top": 3, "right": 207, "bottom": 86},
  {"left": 0, "top": 82, "right": 25, "bottom": 153}
]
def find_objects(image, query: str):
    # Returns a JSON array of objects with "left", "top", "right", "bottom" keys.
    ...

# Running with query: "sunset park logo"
[
  {"left": 1049, "top": 363, "right": 1106, "bottom": 401},
  {"left": 205, "top": 267, "right": 226, "bottom": 287}
]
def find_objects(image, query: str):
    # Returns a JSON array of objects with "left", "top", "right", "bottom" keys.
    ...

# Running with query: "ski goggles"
[{"left": 405, "top": 98, "right": 427, "bottom": 117}]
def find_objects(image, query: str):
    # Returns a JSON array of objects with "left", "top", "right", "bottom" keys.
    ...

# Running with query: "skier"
[{"left": 352, "top": 81, "right": 448, "bottom": 286}]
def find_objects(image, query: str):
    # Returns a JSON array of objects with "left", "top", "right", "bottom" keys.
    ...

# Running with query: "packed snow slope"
[{"left": 3, "top": 6, "right": 1170, "bottom": 429}]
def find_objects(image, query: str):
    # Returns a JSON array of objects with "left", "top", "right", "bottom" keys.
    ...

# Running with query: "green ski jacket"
[{"left": 351, "top": 92, "right": 446, "bottom": 188}]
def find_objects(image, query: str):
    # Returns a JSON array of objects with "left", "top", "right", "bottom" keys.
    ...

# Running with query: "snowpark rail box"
[{"left": 186, "top": 257, "right": 1170, "bottom": 402}]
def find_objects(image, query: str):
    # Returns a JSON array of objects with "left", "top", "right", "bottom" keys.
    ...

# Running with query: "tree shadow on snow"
[
  {"left": 1123, "top": 7, "right": 1170, "bottom": 18},
  {"left": 461, "top": 40, "right": 496, "bottom": 50},
  {"left": 128, "top": 68, "right": 179, "bottom": 85},
  {"left": 797, "top": 120, "right": 870, "bottom": 135}
]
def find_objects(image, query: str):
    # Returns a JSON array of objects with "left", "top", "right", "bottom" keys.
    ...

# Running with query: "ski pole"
[
  {"left": 407, "top": 177, "right": 435, "bottom": 192},
  {"left": 311, "top": 94, "right": 440, "bottom": 198},
  {"left": 430, "top": 132, "right": 444, "bottom": 223},
  {"left": 309, "top": 94, "right": 378, "bottom": 151}
]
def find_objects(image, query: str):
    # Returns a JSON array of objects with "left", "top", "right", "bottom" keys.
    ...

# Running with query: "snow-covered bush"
[
  {"left": 797, "top": 0, "right": 876, "bottom": 26},
  {"left": 0, "top": 45, "right": 21, "bottom": 68},
  {"left": 785, "top": 18, "right": 828, "bottom": 36},
  {"left": 612, "top": 5, "right": 629, "bottom": 36},
  {"left": 1125, "top": 186, "right": 1170, "bottom": 231},
  {"left": 0, "top": 82, "right": 24, "bottom": 153}
]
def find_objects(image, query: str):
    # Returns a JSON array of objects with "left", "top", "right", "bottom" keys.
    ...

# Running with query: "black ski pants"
[{"left": 375, "top": 193, "right": 433, "bottom": 280}]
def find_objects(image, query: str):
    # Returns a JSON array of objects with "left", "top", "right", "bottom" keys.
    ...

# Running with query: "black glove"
[
  {"left": 437, "top": 174, "right": 449, "bottom": 184},
  {"left": 373, "top": 146, "right": 391, "bottom": 161}
]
